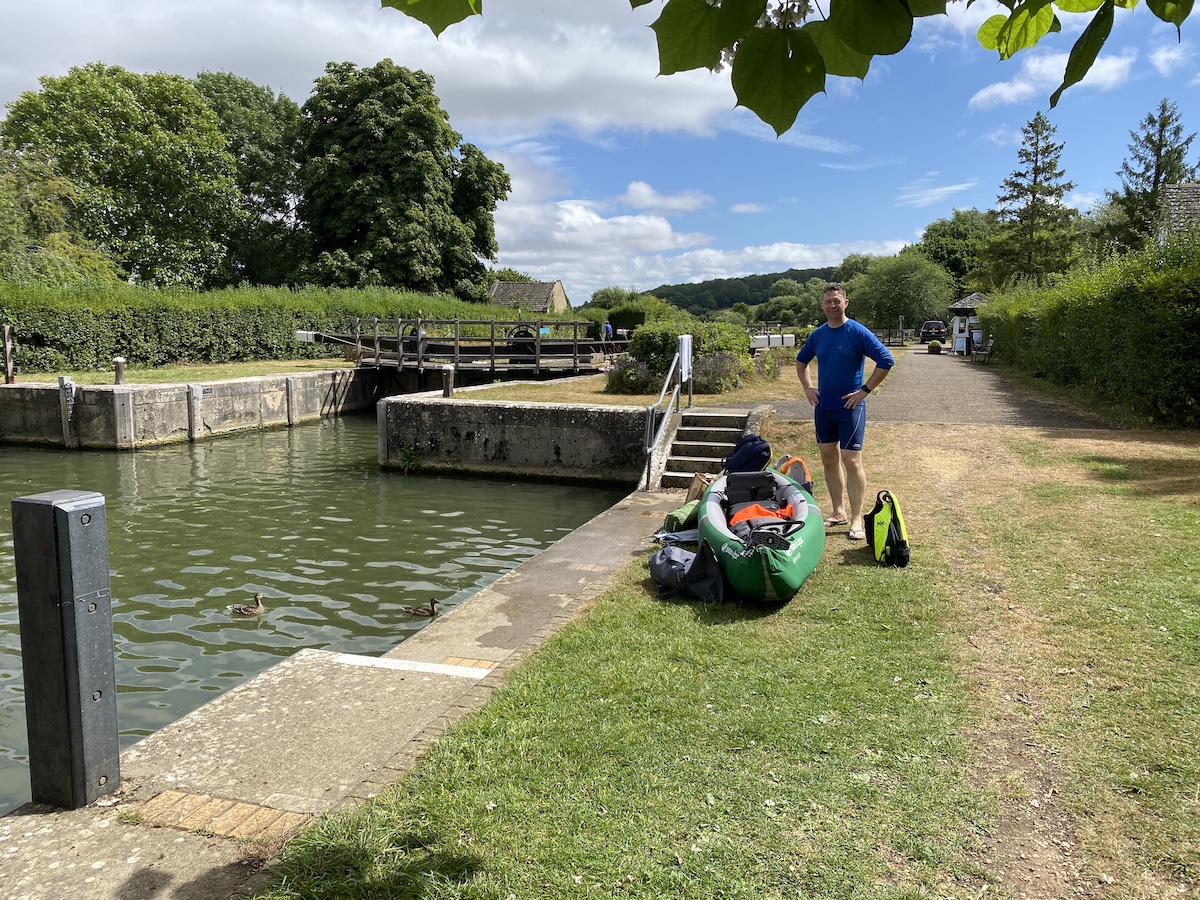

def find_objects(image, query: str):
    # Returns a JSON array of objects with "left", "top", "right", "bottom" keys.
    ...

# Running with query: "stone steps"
[{"left": 659, "top": 410, "right": 749, "bottom": 489}]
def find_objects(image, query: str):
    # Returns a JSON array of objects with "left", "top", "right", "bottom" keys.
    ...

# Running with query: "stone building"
[{"left": 489, "top": 281, "right": 572, "bottom": 314}]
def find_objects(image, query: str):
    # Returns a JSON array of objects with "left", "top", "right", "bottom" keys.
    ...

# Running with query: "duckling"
[
  {"left": 401, "top": 598, "right": 439, "bottom": 617},
  {"left": 227, "top": 592, "right": 266, "bottom": 616}
]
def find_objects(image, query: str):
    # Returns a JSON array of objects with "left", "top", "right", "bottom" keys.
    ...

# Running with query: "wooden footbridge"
[{"left": 297, "top": 318, "right": 628, "bottom": 386}]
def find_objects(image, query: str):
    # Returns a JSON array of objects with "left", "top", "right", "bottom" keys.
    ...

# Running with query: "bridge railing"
[{"left": 339, "top": 318, "right": 625, "bottom": 374}]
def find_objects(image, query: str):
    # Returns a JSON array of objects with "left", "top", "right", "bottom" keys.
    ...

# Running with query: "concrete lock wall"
[
  {"left": 0, "top": 369, "right": 378, "bottom": 449},
  {"left": 379, "top": 396, "right": 646, "bottom": 484}
]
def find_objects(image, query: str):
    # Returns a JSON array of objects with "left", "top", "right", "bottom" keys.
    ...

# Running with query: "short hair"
[{"left": 822, "top": 282, "right": 847, "bottom": 298}]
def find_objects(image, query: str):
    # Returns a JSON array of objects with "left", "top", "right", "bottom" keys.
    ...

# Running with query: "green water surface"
[{"left": 0, "top": 414, "right": 628, "bottom": 814}]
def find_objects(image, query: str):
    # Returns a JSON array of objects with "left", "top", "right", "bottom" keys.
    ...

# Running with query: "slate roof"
[
  {"left": 948, "top": 292, "right": 987, "bottom": 313},
  {"left": 489, "top": 281, "right": 570, "bottom": 313},
  {"left": 1160, "top": 183, "right": 1200, "bottom": 234}
]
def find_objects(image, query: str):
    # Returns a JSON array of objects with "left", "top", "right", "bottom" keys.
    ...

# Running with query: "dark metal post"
[
  {"left": 441, "top": 365, "right": 455, "bottom": 398},
  {"left": 113, "top": 356, "right": 126, "bottom": 385},
  {"left": 12, "top": 490, "right": 120, "bottom": 809},
  {"left": 3, "top": 324, "right": 14, "bottom": 384}
]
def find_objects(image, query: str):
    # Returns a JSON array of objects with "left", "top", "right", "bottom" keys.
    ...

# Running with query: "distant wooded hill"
[{"left": 650, "top": 267, "right": 836, "bottom": 314}]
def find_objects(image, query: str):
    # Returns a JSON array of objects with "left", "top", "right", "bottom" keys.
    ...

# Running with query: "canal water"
[{"left": 0, "top": 414, "right": 628, "bottom": 815}]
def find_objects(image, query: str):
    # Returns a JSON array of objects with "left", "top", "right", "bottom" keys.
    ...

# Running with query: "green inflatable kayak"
[{"left": 698, "top": 468, "right": 825, "bottom": 601}]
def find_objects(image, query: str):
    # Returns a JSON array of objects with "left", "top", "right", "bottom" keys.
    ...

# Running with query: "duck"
[
  {"left": 401, "top": 598, "right": 440, "bottom": 617},
  {"left": 226, "top": 592, "right": 266, "bottom": 616}
]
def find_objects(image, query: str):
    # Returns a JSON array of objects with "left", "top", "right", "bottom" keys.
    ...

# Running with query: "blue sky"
[{"left": 2, "top": 1, "right": 1198, "bottom": 303}]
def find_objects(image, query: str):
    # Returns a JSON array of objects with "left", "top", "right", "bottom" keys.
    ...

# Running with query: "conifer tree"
[
  {"left": 985, "top": 111, "right": 1079, "bottom": 286},
  {"left": 1108, "top": 98, "right": 1199, "bottom": 249}
]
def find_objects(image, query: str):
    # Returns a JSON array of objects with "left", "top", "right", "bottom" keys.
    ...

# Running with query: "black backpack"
[
  {"left": 864, "top": 490, "right": 910, "bottom": 567},
  {"left": 722, "top": 433, "right": 770, "bottom": 473}
]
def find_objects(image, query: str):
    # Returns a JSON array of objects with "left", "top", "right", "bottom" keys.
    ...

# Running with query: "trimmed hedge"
[
  {"left": 0, "top": 281, "right": 589, "bottom": 372},
  {"left": 979, "top": 232, "right": 1200, "bottom": 427}
]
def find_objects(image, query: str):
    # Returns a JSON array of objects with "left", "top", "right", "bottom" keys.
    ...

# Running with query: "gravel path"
[{"left": 771, "top": 346, "right": 1118, "bottom": 429}]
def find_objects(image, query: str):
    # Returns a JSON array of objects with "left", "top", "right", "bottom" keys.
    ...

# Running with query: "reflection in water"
[{"left": 0, "top": 414, "right": 628, "bottom": 814}]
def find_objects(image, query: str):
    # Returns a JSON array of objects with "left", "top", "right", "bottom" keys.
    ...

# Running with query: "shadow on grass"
[
  {"left": 640, "top": 574, "right": 806, "bottom": 622},
  {"left": 263, "top": 829, "right": 486, "bottom": 900},
  {"left": 1032, "top": 430, "right": 1200, "bottom": 503}
]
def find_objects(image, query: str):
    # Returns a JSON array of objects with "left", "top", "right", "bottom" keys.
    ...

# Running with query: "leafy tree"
[
  {"left": 0, "top": 150, "right": 119, "bottom": 282},
  {"left": 1078, "top": 195, "right": 1132, "bottom": 263},
  {"left": 586, "top": 286, "right": 648, "bottom": 308},
  {"left": 193, "top": 71, "right": 307, "bottom": 287},
  {"left": 913, "top": 208, "right": 999, "bottom": 296},
  {"left": 834, "top": 253, "right": 875, "bottom": 283},
  {"left": 755, "top": 276, "right": 825, "bottom": 325},
  {"left": 769, "top": 277, "right": 803, "bottom": 297},
  {"left": 844, "top": 252, "right": 955, "bottom": 329},
  {"left": 381, "top": 1, "right": 1192, "bottom": 135},
  {"left": 0, "top": 63, "right": 242, "bottom": 286},
  {"left": 296, "top": 60, "right": 510, "bottom": 298},
  {"left": 1106, "top": 98, "right": 1199, "bottom": 251},
  {"left": 984, "top": 111, "right": 1079, "bottom": 287},
  {"left": 491, "top": 267, "right": 535, "bottom": 283}
]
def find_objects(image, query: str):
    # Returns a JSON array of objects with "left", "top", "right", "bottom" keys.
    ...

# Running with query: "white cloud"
[
  {"left": 897, "top": 174, "right": 979, "bottom": 208},
  {"left": 1066, "top": 190, "right": 1100, "bottom": 211},
  {"left": 619, "top": 181, "right": 713, "bottom": 213},
  {"left": 969, "top": 49, "right": 1135, "bottom": 109},
  {"left": 1150, "top": 41, "right": 1193, "bottom": 76},
  {"left": 731, "top": 203, "right": 768, "bottom": 214}
]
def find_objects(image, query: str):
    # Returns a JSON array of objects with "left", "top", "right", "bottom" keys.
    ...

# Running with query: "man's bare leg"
[
  {"left": 842, "top": 448, "right": 867, "bottom": 536},
  {"left": 818, "top": 440, "right": 846, "bottom": 523}
]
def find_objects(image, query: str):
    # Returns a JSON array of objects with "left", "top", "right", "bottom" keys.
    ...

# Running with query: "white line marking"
[{"left": 333, "top": 653, "right": 491, "bottom": 680}]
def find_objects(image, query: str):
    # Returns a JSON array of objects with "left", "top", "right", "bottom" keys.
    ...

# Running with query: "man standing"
[{"left": 795, "top": 282, "right": 894, "bottom": 541}]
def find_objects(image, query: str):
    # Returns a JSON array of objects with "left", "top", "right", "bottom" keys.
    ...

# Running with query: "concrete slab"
[{"left": 120, "top": 648, "right": 494, "bottom": 815}]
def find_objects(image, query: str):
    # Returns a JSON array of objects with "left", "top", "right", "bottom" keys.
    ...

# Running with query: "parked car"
[{"left": 919, "top": 320, "right": 946, "bottom": 344}]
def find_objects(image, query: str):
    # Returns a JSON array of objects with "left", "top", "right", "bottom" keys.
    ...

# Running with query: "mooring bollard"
[
  {"left": 12, "top": 490, "right": 121, "bottom": 809},
  {"left": 442, "top": 364, "right": 455, "bottom": 398},
  {"left": 113, "top": 356, "right": 126, "bottom": 385}
]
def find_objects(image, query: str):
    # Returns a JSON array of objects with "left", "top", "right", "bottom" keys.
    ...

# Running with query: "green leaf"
[
  {"left": 977, "top": 14, "right": 1007, "bottom": 50},
  {"left": 827, "top": 0, "right": 914, "bottom": 56},
  {"left": 906, "top": 0, "right": 948, "bottom": 15},
  {"left": 1147, "top": 0, "right": 1194, "bottom": 28},
  {"left": 983, "top": 0, "right": 1057, "bottom": 59},
  {"left": 1054, "top": 0, "right": 1104, "bottom": 11},
  {"left": 731, "top": 27, "right": 826, "bottom": 136},
  {"left": 1050, "top": 0, "right": 1113, "bottom": 107},
  {"left": 652, "top": 0, "right": 724, "bottom": 73},
  {"left": 720, "top": 0, "right": 771, "bottom": 44},
  {"left": 805, "top": 20, "right": 871, "bottom": 79},
  {"left": 652, "top": 0, "right": 767, "bottom": 74},
  {"left": 379, "top": 0, "right": 481, "bottom": 37}
]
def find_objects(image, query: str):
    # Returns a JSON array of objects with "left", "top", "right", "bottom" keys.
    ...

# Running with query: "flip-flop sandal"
[
  {"left": 823, "top": 516, "right": 849, "bottom": 527},
  {"left": 847, "top": 527, "right": 866, "bottom": 541}
]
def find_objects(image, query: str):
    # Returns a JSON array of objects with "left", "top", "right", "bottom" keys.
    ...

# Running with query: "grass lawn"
[{"left": 254, "top": 397, "right": 1200, "bottom": 898}]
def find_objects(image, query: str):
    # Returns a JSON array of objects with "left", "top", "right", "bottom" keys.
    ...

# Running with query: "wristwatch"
[{"left": 861, "top": 385, "right": 871, "bottom": 394}]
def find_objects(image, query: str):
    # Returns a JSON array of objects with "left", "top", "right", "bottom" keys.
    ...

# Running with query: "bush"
[
  {"left": 627, "top": 321, "right": 750, "bottom": 375},
  {"left": 604, "top": 357, "right": 656, "bottom": 394},
  {"left": 692, "top": 352, "right": 747, "bottom": 393},
  {"left": 752, "top": 346, "right": 793, "bottom": 382}
]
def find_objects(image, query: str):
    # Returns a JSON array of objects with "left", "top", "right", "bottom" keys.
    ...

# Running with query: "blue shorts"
[{"left": 814, "top": 404, "right": 866, "bottom": 451}]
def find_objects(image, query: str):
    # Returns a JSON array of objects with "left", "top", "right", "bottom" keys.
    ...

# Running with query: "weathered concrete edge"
[
  {"left": 378, "top": 394, "right": 651, "bottom": 485},
  {"left": 0, "top": 368, "right": 379, "bottom": 450}
]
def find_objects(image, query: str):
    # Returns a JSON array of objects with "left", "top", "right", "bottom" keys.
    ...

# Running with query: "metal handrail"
[{"left": 641, "top": 344, "right": 693, "bottom": 489}]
